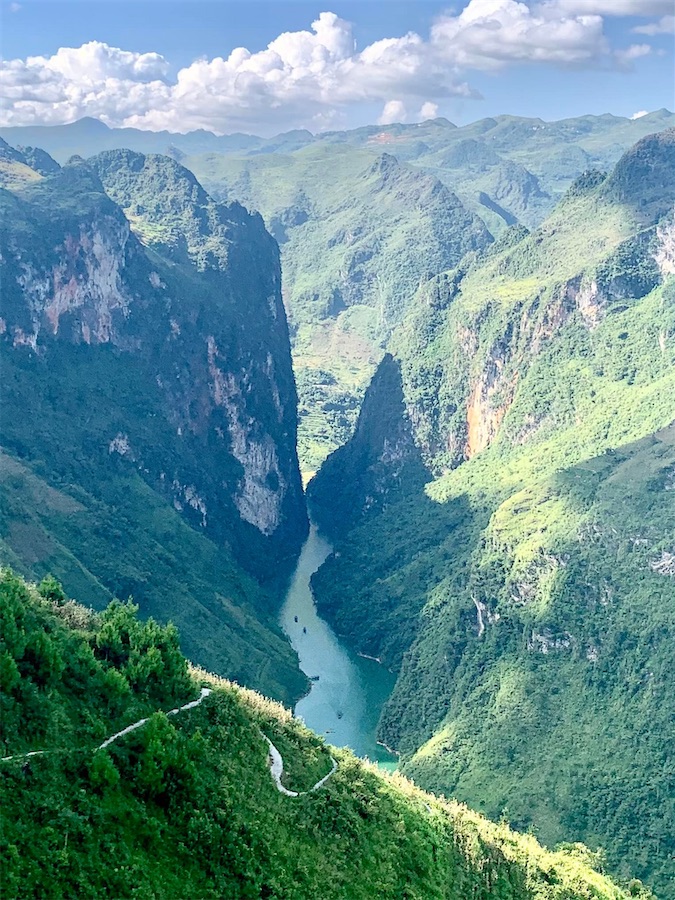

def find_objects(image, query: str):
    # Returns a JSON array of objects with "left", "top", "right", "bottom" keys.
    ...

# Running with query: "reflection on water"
[{"left": 279, "top": 524, "right": 397, "bottom": 764}]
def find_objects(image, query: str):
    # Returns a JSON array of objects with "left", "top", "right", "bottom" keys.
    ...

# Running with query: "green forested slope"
[
  {"left": 0, "top": 150, "right": 308, "bottom": 702},
  {"left": 314, "top": 427, "right": 675, "bottom": 891},
  {"left": 184, "top": 113, "right": 674, "bottom": 471},
  {"left": 189, "top": 147, "right": 491, "bottom": 327},
  {"left": 189, "top": 146, "right": 492, "bottom": 472},
  {"left": 0, "top": 451, "right": 306, "bottom": 704},
  {"left": 3, "top": 112, "right": 673, "bottom": 472},
  {"left": 0, "top": 570, "right": 642, "bottom": 899},
  {"left": 309, "top": 131, "right": 675, "bottom": 893}
]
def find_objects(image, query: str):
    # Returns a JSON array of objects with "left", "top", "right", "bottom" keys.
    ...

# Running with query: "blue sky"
[{"left": 2, "top": 0, "right": 673, "bottom": 134}]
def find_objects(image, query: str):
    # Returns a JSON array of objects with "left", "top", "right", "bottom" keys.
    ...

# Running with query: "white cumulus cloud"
[
  {"left": 0, "top": 5, "right": 663, "bottom": 134},
  {"left": 420, "top": 101, "right": 440, "bottom": 119},
  {"left": 630, "top": 110, "right": 649, "bottom": 119},
  {"left": 550, "top": 0, "right": 673, "bottom": 14},
  {"left": 633, "top": 15, "right": 675, "bottom": 35},
  {"left": 378, "top": 100, "right": 407, "bottom": 125},
  {"left": 615, "top": 43, "right": 653, "bottom": 67},
  {"left": 0, "top": 42, "right": 171, "bottom": 127},
  {"left": 430, "top": 0, "right": 611, "bottom": 69}
]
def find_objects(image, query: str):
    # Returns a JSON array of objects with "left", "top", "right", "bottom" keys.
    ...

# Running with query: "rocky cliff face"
[
  {"left": 369, "top": 131, "right": 675, "bottom": 479},
  {"left": 310, "top": 126, "right": 675, "bottom": 530},
  {"left": 307, "top": 130, "right": 675, "bottom": 893},
  {"left": 1, "top": 152, "right": 308, "bottom": 577},
  {"left": 307, "top": 354, "right": 429, "bottom": 539},
  {"left": 188, "top": 146, "right": 495, "bottom": 470},
  {"left": 0, "top": 137, "right": 60, "bottom": 189}
]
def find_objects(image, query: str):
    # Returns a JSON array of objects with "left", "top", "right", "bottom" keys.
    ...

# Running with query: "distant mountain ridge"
[
  {"left": 3, "top": 111, "right": 673, "bottom": 471},
  {"left": 3, "top": 111, "right": 672, "bottom": 235},
  {"left": 1, "top": 109, "right": 672, "bottom": 164}
]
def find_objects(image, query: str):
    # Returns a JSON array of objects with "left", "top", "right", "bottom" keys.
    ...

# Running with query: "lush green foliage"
[
  {"left": 189, "top": 146, "right": 491, "bottom": 471},
  {"left": 0, "top": 571, "right": 191, "bottom": 758},
  {"left": 0, "top": 150, "right": 308, "bottom": 702},
  {"left": 0, "top": 571, "right": 639, "bottom": 899},
  {"left": 309, "top": 132, "right": 675, "bottom": 894}
]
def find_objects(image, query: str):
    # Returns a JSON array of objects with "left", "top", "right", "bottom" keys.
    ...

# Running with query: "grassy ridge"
[{"left": 0, "top": 570, "right": 641, "bottom": 899}]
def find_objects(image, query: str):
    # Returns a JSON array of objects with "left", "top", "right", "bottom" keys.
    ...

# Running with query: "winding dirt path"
[
  {"left": 0, "top": 688, "right": 214, "bottom": 763},
  {"left": 260, "top": 732, "right": 338, "bottom": 797},
  {"left": 97, "top": 687, "right": 213, "bottom": 750},
  {"left": 1, "top": 687, "right": 339, "bottom": 796}
]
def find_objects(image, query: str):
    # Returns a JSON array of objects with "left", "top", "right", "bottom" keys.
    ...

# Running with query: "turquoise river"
[{"left": 279, "top": 524, "right": 398, "bottom": 767}]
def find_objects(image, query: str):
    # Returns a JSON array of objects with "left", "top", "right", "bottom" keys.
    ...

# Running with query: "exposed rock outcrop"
[
  {"left": 308, "top": 353, "right": 430, "bottom": 540},
  {"left": 1, "top": 151, "right": 308, "bottom": 576}
]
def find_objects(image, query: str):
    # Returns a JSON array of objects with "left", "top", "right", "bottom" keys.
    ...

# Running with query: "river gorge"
[{"left": 279, "top": 524, "right": 398, "bottom": 768}]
